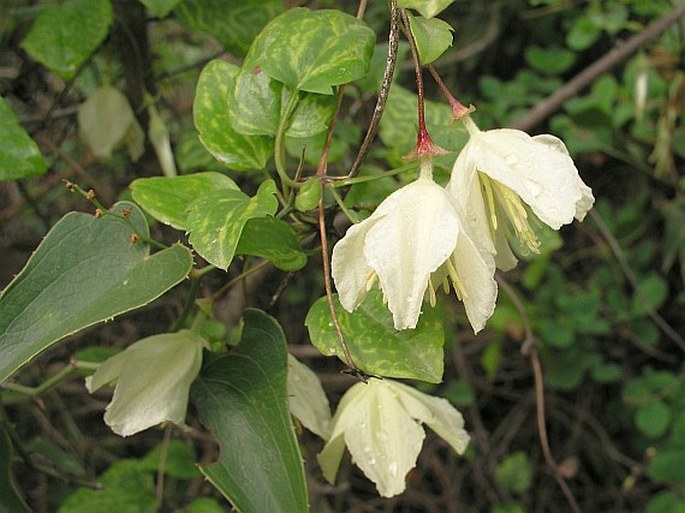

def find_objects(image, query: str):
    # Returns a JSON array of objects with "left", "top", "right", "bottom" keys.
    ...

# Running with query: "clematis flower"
[
  {"left": 331, "top": 158, "right": 497, "bottom": 332},
  {"left": 86, "top": 329, "right": 208, "bottom": 437},
  {"left": 317, "top": 378, "right": 470, "bottom": 498},
  {"left": 447, "top": 115, "right": 595, "bottom": 270}
]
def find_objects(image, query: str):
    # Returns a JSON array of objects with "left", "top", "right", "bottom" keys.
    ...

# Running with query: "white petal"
[
  {"left": 287, "top": 354, "right": 332, "bottom": 440},
  {"left": 470, "top": 129, "right": 587, "bottom": 229},
  {"left": 452, "top": 228, "right": 498, "bottom": 333},
  {"left": 365, "top": 179, "right": 460, "bottom": 330},
  {"left": 388, "top": 380, "right": 470, "bottom": 455},
  {"left": 331, "top": 215, "right": 383, "bottom": 313},
  {"left": 85, "top": 350, "right": 129, "bottom": 393},
  {"left": 323, "top": 380, "right": 425, "bottom": 497},
  {"left": 103, "top": 330, "right": 206, "bottom": 436}
]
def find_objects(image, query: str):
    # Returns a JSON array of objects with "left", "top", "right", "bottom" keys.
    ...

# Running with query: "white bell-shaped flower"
[
  {"left": 317, "top": 378, "right": 470, "bottom": 498},
  {"left": 331, "top": 158, "right": 497, "bottom": 332},
  {"left": 448, "top": 115, "right": 594, "bottom": 270},
  {"left": 86, "top": 329, "right": 207, "bottom": 437}
]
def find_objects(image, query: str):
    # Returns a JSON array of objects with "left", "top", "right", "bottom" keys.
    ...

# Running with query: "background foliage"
[{"left": 1, "top": 0, "right": 685, "bottom": 512}]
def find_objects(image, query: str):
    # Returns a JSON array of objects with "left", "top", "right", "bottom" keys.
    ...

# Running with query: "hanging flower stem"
[{"left": 427, "top": 64, "right": 474, "bottom": 120}]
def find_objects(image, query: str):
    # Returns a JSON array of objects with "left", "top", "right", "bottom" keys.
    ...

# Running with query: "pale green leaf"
[
  {"left": 139, "top": 0, "right": 180, "bottom": 17},
  {"left": 131, "top": 172, "right": 239, "bottom": 230},
  {"left": 287, "top": 354, "right": 332, "bottom": 439},
  {"left": 397, "top": 0, "right": 455, "bottom": 18},
  {"left": 0, "top": 202, "right": 193, "bottom": 384},
  {"left": 249, "top": 8, "right": 375, "bottom": 94},
  {"left": 194, "top": 60, "right": 273, "bottom": 170},
  {"left": 0, "top": 97, "right": 46, "bottom": 181},
  {"left": 192, "top": 309, "right": 308, "bottom": 513},
  {"left": 305, "top": 289, "right": 445, "bottom": 383},
  {"left": 21, "top": 0, "right": 113, "bottom": 79},
  {"left": 406, "top": 13, "right": 453, "bottom": 64},
  {"left": 186, "top": 180, "right": 279, "bottom": 269}
]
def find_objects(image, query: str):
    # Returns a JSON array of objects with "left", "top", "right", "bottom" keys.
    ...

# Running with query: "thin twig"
[
  {"left": 498, "top": 276, "right": 583, "bottom": 513},
  {"left": 511, "top": 3, "right": 685, "bottom": 131},
  {"left": 347, "top": 0, "right": 399, "bottom": 178}
]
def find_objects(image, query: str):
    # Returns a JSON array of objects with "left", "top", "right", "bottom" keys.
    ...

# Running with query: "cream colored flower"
[
  {"left": 86, "top": 330, "right": 207, "bottom": 437},
  {"left": 317, "top": 378, "right": 470, "bottom": 498},
  {"left": 448, "top": 115, "right": 594, "bottom": 270},
  {"left": 331, "top": 158, "right": 496, "bottom": 332}
]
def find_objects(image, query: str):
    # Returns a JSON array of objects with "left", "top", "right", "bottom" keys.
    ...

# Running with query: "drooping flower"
[
  {"left": 317, "top": 378, "right": 470, "bottom": 498},
  {"left": 86, "top": 329, "right": 207, "bottom": 437},
  {"left": 447, "top": 115, "right": 595, "bottom": 270},
  {"left": 331, "top": 158, "right": 497, "bottom": 332}
]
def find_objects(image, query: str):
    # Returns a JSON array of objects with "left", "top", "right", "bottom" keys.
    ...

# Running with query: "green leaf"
[
  {"left": 495, "top": 452, "right": 533, "bottom": 494},
  {"left": 174, "top": 0, "right": 284, "bottom": 57},
  {"left": 192, "top": 309, "right": 308, "bottom": 513},
  {"left": 633, "top": 273, "right": 668, "bottom": 315},
  {"left": 294, "top": 177, "right": 321, "bottom": 212},
  {"left": 188, "top": 497, "right": 226, "bottom": 513},
  {"left": 130, "top": 172, "right": 239, "bottom": 230},
  {"left": 524, "top": 46, "right": 576, "bottom": 75},
  {"left": 0, "top": 202, "right": 193, "bottom": 384},
  {"left": 305, "top": 289, "right": 445, "bottom": 383},
  {"left": 236, "top": 217, "right": 307, "bottom": 271},
  {"left": 0, "top": 96, "right": 46, "bottom": 181},
  {"left": 57, "top": 460, "right": 156, "bottom": 513},
  {"left": 139, "top": 0, "right": 180, "bottom": 17},
  {"left": 566, "top": 13, "right": 601, "bottom": 50},
  {"left": 397, "top": 0, "right": 455, "bottom": 18},
  {"left": 139, "top": 439, "right": 199, "bottom": 480},
  {"left": 194, "top": 60, "right": 273, "bottom": 171},
  {"left": 249, "top": 8, "right": 375, "bottom": 94},
  {"left": 406, "top": 13, "right": 453, "bottom": 65},
  {"left": 647, "top": 491, "right": 685, "bottom": 513},
  {"left": 286, "top": 89, "right": 338, "bottom": 138},
  {"left": 20, "top": 0, "right": 113, "bottom": 79},
  {"left": 635, "top": 400, "right": 672, "bottom": 438},
  {"left": 186, "top": 180, "right": 279, "bottom": 269},
  {"left": 0, "top": 428, "right": 31, "bottom": 513},
  {"left": 648, "top": 449, "right": 685, "bottom": 485}
]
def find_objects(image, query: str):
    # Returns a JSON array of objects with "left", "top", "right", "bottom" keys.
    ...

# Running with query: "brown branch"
[{"left": 511, "top": 3, "right": 685, "bottom": 131}]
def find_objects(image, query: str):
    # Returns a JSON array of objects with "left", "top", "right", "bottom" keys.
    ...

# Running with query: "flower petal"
[
  {"left": 103, "top": 330, "right": 206, "bottom": 436},
  {"left": 388, "top": 380, "right": 470, "bottom": 455},
  {"left": 85, "top": 350, "right": 129, "bottom": 393},
  {"left": 468, "top": 129, "right": 587, "bottom": 229},
  {"left": 451, "top": 227, "right": 498, "bottom": 333},
  {"left": 287, "top": 354, "right": 332, "bottom": 440},
  {"left": 364, "top": 179, "right": 459, "bottom": 330},
  {"left": 331, "top": 215, "right": 383, "bottom": 313}
]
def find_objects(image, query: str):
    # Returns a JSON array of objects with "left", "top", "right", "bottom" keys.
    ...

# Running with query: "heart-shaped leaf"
[
  {"left": 192, "top": 309, "right": 308, "bottom": 513},
  {"left": 21, "top": 0, "right": 113, "bottom": 79},
  {"left": 0, "top": 202, "right": 193, "bottom": 383},
  {"left": 194, "top": 60, "right": 273, "bottom": 170},
  {"left": 250, "top": 8, "right": 375, "bottom": 94},
  {"left": 397, "top": 0, "right": 455, "bottom": 18},
  {"left": 186, "top": 180, "right": 279, "bottom": 269},
  {"left": 406, "top": 12, "right": 454, "bottom": 65},
  {"left": 305, "top": 289, "right": 445, "bottom": 383},
  {"left": 0, "top": 97, "right": 46, "bottom": 181},
  {"left": 131, "top": 172, "right": 239, "bottom": 230}
]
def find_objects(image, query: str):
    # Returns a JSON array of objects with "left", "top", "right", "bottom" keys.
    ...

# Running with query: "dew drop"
[{"left": 388, "top": 461, "right": 398, "bottom": 477}]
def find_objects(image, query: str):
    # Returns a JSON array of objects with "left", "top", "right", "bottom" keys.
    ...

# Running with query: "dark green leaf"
[
  {"left": 175, "top": 0, "right": 283, "bottom": 57},
  {"left": 0, "top": 96, "right": 46, "bottom": 181},
  {"left": 0, "top": 428, "right": 31, "bottom": 513},
  {"left": 139, "top": 439, "right": 198, "bottom": 480},
  {"left": 250, "top": 8, "right": 375, "bottom": 94},
  {"left": 524, "top": 46, "right": 576, "bottom": 75},
  {"left": 186, "top": 180, "right": 279, "bottom": 269},
  {"left": 194, "top": 60, "right": 273, "bottom": 170},
  {"left": 635, "top": 400, "right": 672, "bottom": 438},
  {"left": 192, "top": 309, "right": 308, "bottom": 513},
  {"left": 131, "top": 172, "right": 239, "bottom": 230},
  {"left": 633, "top": 273, "right": 668, "bottom": 315},
  {"left": 236, "top": 217, "right": 307, "bottom": 271},
  {"left": 495, "top": 452, "right": 533, "bottom": 494},
  {"left": 57, "top": 460, "right": 156, "bottom": 513},
  {"left": 0, "top": 202, "right": 193, "bottom": 383},
  {"left": 21, "top": 0, "right": 113, "bottom": 79},
  {"left": 305, "top": 289, "right": 445, "bottom": 383},
  {"left": 648, "top": 449, "right": 685, "bottom": 485},
  {"left": 406, "top": 13, "right": 453, "bottom": 65}
]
